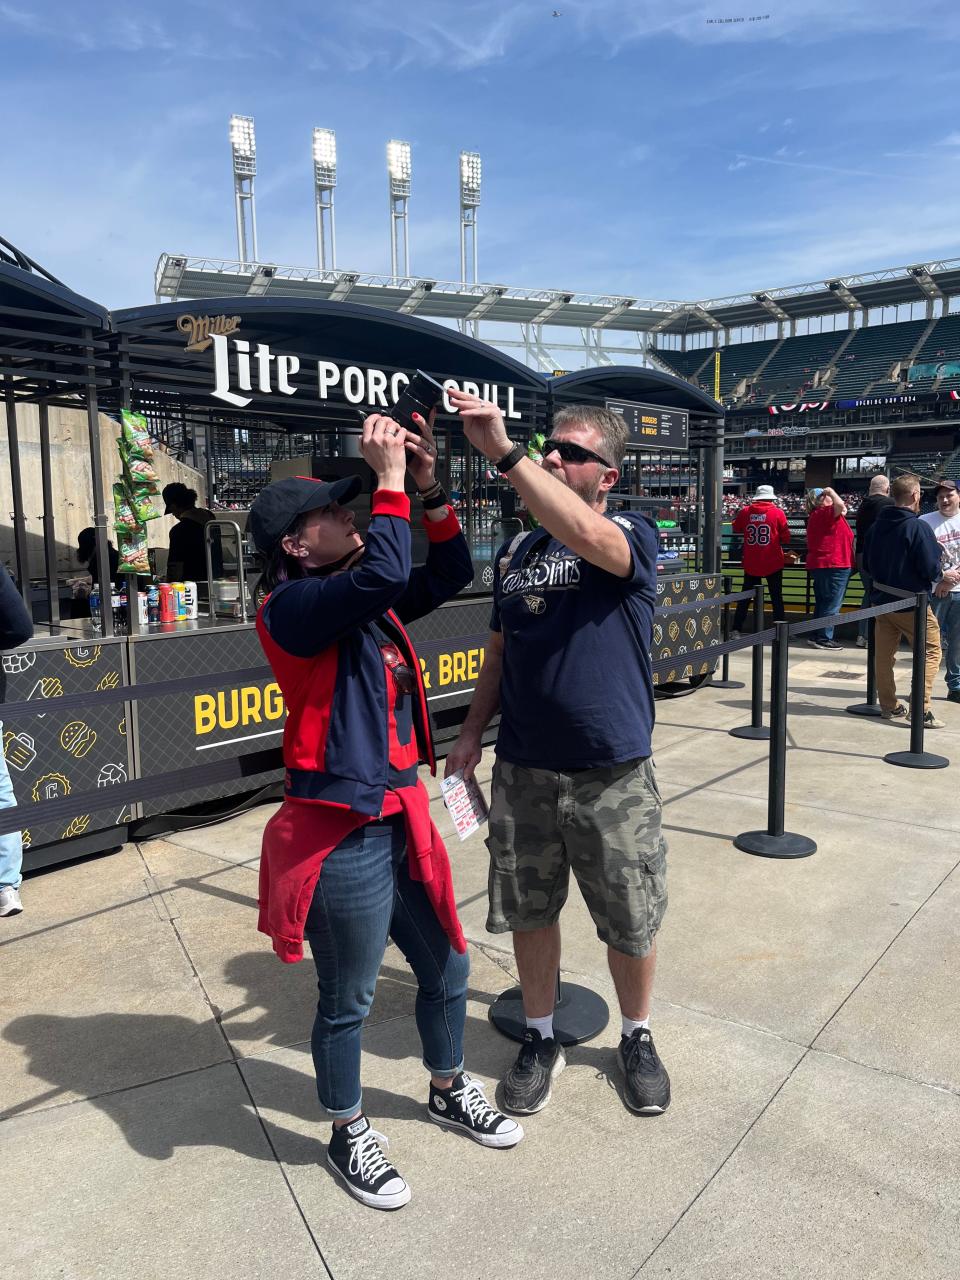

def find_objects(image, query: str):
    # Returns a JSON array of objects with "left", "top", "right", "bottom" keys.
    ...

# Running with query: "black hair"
[{"left": 257, "top": 513, "right": 308, "bottom": 595}]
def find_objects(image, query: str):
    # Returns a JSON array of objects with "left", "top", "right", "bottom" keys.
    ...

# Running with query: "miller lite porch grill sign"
[{"left": 186, "top": 315, "right": 522, "bottom": 419}]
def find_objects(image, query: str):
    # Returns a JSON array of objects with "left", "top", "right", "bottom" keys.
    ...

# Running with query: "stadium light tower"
[
  {"left": 387, "top": 139, "right": 411, "bottom": 278},
  {"left": 313, "top": 127, "right": 337, "bottom": 270},
  {"left": 229, "top": 114, "right": 259, "bottom": 263},
  {"left": 459, "top": 150, "right": 481, "bottom": 286}
]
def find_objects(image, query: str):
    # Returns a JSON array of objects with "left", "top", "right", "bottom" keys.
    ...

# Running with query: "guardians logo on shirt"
[{"left": 500, "top": 551, "right": 582, "bottom": 597}]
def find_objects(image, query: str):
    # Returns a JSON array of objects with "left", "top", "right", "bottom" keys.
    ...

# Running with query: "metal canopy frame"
[
  {"left": 154, "top": 253, "right": 960, "bottom": 352},
  {"left": 0, "top": 244, "right": 114, "bottom": 634}
]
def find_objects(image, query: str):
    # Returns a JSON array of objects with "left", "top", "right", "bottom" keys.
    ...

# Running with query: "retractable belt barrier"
[
  {"left": 732, "top": 583, "right": 950, "bottom": 861},
  {"left": 2, "top": 583, "right": 946, "bottom": 842}
]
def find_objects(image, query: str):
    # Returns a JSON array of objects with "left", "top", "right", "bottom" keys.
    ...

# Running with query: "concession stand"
[{"left": 0, "top": 243, "right": 725, "bottom": 870}]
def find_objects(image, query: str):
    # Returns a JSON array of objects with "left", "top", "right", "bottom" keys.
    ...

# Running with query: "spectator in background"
[
  {"left": 854, "top": 476, "right": 893, "bottom": 647},
  {"left": 864, "top": 474, "right": 944, "bottom": 729},
  {"left": 805, "top": 487, "right": 854, "bottom": 650},
  {"left": 731, "top": 484, "right": 792, "bottom": 634},
  {"left": 71, "top": 527, "right": 120, "bottom": 619},
  {"left": 0, "top": 565, "right": 34, "bottom": 917},
  {"left": 162, "top": 483, "right": 217, "bottom": 582},
  {"left": 921, "top": 479, "right": 960, "bottom": 705}
]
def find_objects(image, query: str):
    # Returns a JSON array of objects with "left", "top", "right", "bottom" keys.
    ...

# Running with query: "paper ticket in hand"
[{"left": 441, "top": 770, "right": 489, "bottom": 841}]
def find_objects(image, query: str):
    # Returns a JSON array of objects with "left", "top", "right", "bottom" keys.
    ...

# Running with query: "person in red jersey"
[
  {"left": 731, "top": 484, "right": 791, "bottom": 633},
  {"left": 251, "top": 409, "right": 522, "bottom": 1212}
]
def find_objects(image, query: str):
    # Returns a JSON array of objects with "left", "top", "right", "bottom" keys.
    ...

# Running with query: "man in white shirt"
[{"left": 921, "top": 479, "right": 960, "bottom": 704}]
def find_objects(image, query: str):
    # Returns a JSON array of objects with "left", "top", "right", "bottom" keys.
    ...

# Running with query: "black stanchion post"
[
  {"left": 489, "top": 972, "right": 609, "bottom": 1046},
  {"left": 846, "top": 613, "right": 881, "bottom": 717},
  {"left": 884, "top": 592, "right": 949, "bottom": 770},
  {"left": 734, "top": 621, "right": 817, "bottom": 859},
  {"left": 729, "top": 583, "right": 770, "bottom": 739},
  {"left": 711, "top": 573, "right": 745, "bottom": 690}
]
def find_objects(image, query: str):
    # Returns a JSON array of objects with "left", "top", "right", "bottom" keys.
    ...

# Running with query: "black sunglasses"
[{"left": 541, "top": 438, "right": 612, "bottom": 468}]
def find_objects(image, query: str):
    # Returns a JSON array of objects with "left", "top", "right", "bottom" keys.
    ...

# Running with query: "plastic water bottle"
[{"left": 89, "top": 589, "right": 102, "bottom": 634}]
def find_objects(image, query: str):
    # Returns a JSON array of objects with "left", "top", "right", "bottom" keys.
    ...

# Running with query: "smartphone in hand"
[{"left": 390, "top": 369, "right": 445, "bottom": 436}]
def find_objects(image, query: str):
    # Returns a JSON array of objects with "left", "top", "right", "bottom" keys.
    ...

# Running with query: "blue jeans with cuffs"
[{"left": 303, "top": 814, "right": 469, "bottom": 1119}]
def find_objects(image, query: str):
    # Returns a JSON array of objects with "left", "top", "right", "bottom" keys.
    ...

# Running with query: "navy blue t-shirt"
[{"left": 490, "top": 510, "right": 658, "bottom": 770}]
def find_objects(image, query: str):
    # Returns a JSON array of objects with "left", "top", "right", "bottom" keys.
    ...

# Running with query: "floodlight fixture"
[
  {"left": 313, "top": 127, "right": 337, "bottom": 187},
  {"left": 387, "top": 139, "right": 412, "bottom": 195},
  {"left": 229, "top": 113, "right": 259, "bottom": 262},
  {"left": 313, "top": 127, "right": 338, "bottom": 270},
  {"left": 459, "top": 149, "right": 481, "bottom": 325},
  {"left": 460, "top": 150, "right": 481, "bottom": 206},
  {"left": 230, "top": 114, "right": 256, "bottom": 176},
  {"left": 387, "top": 140, "right": 412, "bottom": 277}
]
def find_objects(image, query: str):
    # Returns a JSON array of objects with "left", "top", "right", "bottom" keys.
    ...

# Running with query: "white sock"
[
  {"left": 526, "top": 1013, "right": 555, "bottom": 1041},
  {"left": 622, "top": 1015, "right": 650, "bottom": 1037}
]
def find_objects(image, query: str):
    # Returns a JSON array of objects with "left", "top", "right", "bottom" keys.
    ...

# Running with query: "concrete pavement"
[{"left": 2, "top": 644, "right": 959, "bottom": 1279}]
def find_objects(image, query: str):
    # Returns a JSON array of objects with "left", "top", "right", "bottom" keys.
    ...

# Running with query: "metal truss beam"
[
  {"left": 465, "top": 285, "right": 506, "bottom": 320},
  {"left": 754, "top": 291, "right": 791, "bottom": 322},
  {"left": 529, "top": 292, "right": 575, "bottom": 325},
  {"left": 245, "top": 264, "right": 276, "bottom": 297},
  {"left": 328, "top": 271, "right": 359, "bottom": 301},
  {"left": 398, "top": 279, "right": 436, "bottom": 315}
]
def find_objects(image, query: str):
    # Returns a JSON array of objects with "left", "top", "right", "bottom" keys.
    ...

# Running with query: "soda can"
[
  {"left": 182, "top": 581, "right": 198, "bottom": 620},
  {"left": 137, "top": 592, "right": 149, "bottom": 626},
  {"left": 172, "top": 582, "right": 187, "bottom": 621},
  {"left": 147, "top": 583, "right": 160, "bottom": 624},
  {"left": 158, "top": 582, "right": 176, "bottom": 623}
]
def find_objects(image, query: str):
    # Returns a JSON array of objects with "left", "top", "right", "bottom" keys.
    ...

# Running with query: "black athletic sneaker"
[
  {"left": 326, "top": 1115, "right": 411, "bottom": 1210},
  {"left": 946, "top": 690, "right": 960, "bottom": 704},
  {"left": 618, "top": 1028, "right": 671, "bottom": 1115},
  {"left": 429, "top": 1072, "right": 524, "bottom": 1147},
  {"left": 501, "top": 1029, "right": 566, "bottom": 1114}
]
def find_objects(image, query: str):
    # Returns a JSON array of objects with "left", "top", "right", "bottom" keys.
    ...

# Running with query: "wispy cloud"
[{"left": 729, "top": 152, "right": 886, "bottom": 179}]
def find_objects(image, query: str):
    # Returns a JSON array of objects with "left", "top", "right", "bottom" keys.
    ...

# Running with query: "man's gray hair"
[
  {"left": 868, "top": 474, "right": 890, "bottom": 495},
  {"left": 552, "top": 404, "right": 628, "bottom": 469}
]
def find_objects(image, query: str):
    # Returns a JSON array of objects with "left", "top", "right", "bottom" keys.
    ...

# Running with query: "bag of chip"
[
  {"left": 120, "top": 409, "right": 155, "bottom": 463},
  {"left": 112, "top": 480, "right": 138, "bottom": 531},
  {"left": 117, "top": 527, "right": 151, "bottom": 576},
  {"left": 130, "top": 487, "right": 160, "bottom": 524},
  {"left": 126, "top": 457, "right": 160, "bottom": 489}
]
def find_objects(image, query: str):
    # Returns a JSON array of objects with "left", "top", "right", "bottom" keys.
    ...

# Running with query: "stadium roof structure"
[{"left": 154, "top": 252, "right": 960, "bottom": 340}]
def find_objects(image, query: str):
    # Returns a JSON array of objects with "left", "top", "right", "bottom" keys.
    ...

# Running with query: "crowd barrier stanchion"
[
  {"left": 883, "top": 592, "right": 949, "bottom": 771},
  {"left": 710, "top": 573, "right": 745, "bottom": 690},
  {"left": 845, "top": 614, "right": 881, "bottom": 717},
  {"left": 489, "top": 973, "right": 609, "bottom": 1046},
  {"left": 729, "top": 584, "right": 770, "bottom": 740},
  {"left": 734, "top": 620, "right": 817, "bottom": 859}
]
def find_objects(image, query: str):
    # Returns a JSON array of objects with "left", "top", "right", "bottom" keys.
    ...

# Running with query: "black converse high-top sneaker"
[
  {"left": 326, "top": 1115, "right": 411, "bottom": 1210},
  {"left": 428, "top": 1072, "right": 524, "bottom": 1147}
]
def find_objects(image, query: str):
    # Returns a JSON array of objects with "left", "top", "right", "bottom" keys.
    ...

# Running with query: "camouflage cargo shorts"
[{"left": 486, "top": 756, "right": 668, "bottom": 958}]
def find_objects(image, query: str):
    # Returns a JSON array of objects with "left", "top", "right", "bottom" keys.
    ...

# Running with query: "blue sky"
[{"left": 3, "top": 0, "right": 960, "bottom": 309}]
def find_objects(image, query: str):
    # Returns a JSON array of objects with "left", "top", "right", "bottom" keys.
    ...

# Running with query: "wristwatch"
[{"left": 496, "top": 443, "right": 526, "bottom": 474}]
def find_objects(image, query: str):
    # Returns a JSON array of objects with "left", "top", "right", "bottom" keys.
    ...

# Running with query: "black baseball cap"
[
  {"left": 934, "top": 478, "right": 958, "bottom": 495},
  {"left": 249, "top": 475, "right": 362, "bottom": 553}
]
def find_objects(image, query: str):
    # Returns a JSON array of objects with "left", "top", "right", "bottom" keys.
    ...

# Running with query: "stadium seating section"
[
  {"left": 828, "top": 318, "right": 927, "bottom": 398},
  {"left": 655, "top": 312, "right": 960, "bottom": 406}
]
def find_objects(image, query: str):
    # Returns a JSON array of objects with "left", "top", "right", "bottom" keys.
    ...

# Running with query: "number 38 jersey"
[{"left": 731, "top": 501, "right": 790, "bottom": 576}]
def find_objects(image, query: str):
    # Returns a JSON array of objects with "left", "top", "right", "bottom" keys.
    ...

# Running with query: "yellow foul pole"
[{"left": 713, "top": 350, "right": 721, "bottom": 401}]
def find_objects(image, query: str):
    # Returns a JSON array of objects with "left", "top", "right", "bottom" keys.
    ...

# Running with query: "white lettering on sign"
[{"left": 207, "top": 336, "right": 521, "bottom": 419}]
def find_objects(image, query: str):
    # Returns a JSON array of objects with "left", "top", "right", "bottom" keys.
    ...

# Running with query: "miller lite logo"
[{"left": 177, "top": 313, "right": 241, "bottom": 353}]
